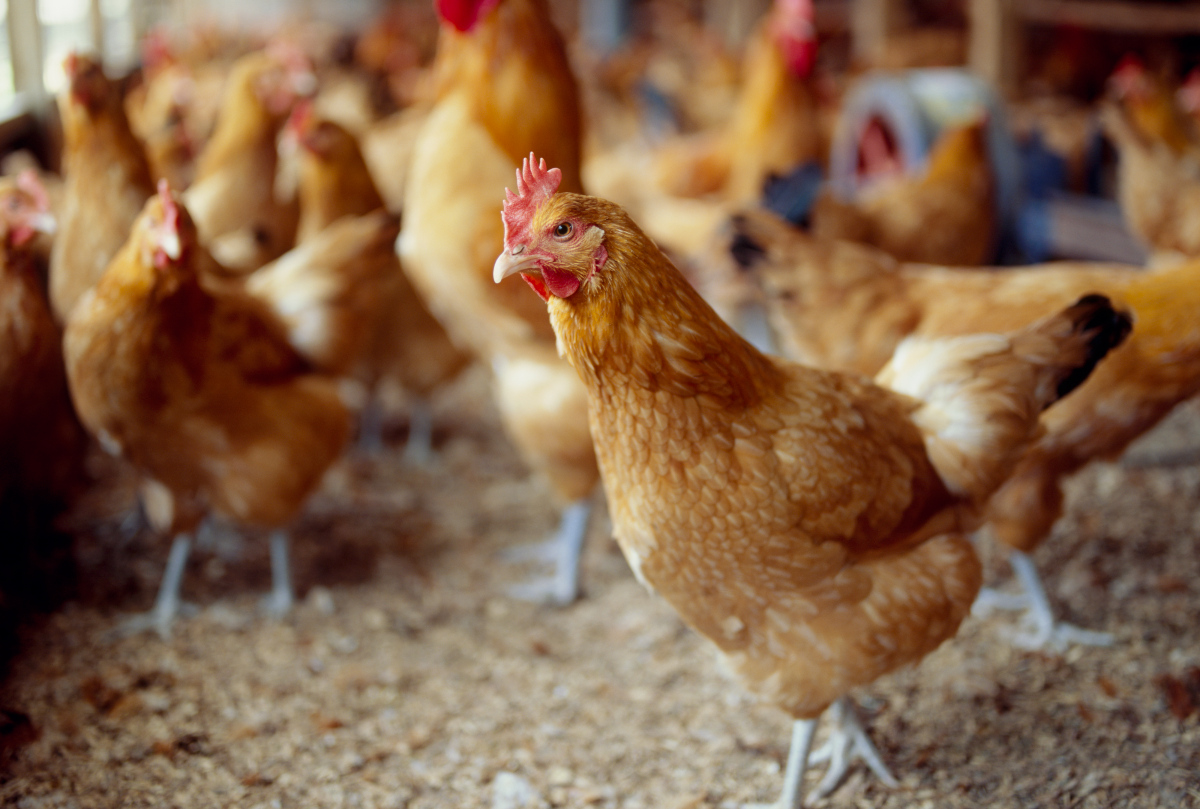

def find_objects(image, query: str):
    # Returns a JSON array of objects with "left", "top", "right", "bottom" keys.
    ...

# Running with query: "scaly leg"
[
  {"left": 503, "top": 500, "right": 591, "bottom": 606},
  {"left": 111, "top": 534, "right": 195, "bottom": 639},
  {"left": 260, "top": 530, "right": 294, "bottom": 619},
  {"left": 807, "top": 697, "right": 898, "bottom": 798},
  {"left": 356, "top": 392, "right": 387, "bottom": 455},
  {"left": 743, "top": 718, "right": 819, "bottom": 809},
  {"left": 973, "top": 550, "right": 1113, "bottom": 651},
  {"left": 400, "top": 397, "right": 434, "bottom": 466}
]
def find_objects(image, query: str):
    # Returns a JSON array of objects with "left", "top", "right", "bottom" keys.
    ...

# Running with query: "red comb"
[
  {"left": 158, "top": 179, "right": 179, "bottom": 232},
  {"left": 502, "top": 153, "right": 562, "bottom": 247},
  {"left": 64, "top": 52, "right": 80, "bottom": 79}
]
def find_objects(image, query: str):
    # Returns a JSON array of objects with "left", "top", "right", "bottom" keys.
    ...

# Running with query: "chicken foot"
[
  {"left": 806, "top": 697, "right": 899, "bottom": 798},
  {"left": 356, "top": 392, "right": 387, "bottom": 455},
  {"left": 743, "top": 698, "right": 896, "bottom": 808},
  {"left": 110, "top": 533, "right": 196, "bottom": 639},
  {"left": 501, "top": 499, "right": 591, "bottom": 605},
  {"left": 400, "top": 398, "right": 434, "bottom": 466},
  {"left": 260, "top": 529, "right": 295, "bottom": 618},
  {"left": 973, "top": 550, "right": 1113, "bottom": 651}
]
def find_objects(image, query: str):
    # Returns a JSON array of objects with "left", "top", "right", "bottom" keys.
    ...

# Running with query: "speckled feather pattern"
[
  {"left": 524, "top": 191, "right": 1128, "bottom": 717},
  {"left": 63, "top": 195, "right": 350, "bottom": 534}
]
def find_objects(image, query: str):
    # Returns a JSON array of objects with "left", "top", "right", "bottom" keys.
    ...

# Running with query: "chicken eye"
[{"left": 553, "top": 221, "right": 573, "bottom": 239}]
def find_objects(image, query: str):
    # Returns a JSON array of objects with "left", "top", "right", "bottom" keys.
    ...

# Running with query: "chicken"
[
  {"left": 810, "top": 118, "right": 997, "bottom": 266},
  {"left": 1107, "top": 54, "right": 1195, "bottom": 158},
  {"left": 0, "top": 171, "right": 86, "bottom": 511},
  {"left": 397, "top": 0, "right": 597, "bottom": 602},
  {"left": 284, "top": 106, "right": 469, "bottom": 457},
  {"left": 63, "top": 183, "right": 351, "bottom": 637},
  {"left": 732, "top": 209, "right": 1200, "bottom": 648},
  {"left": 49, "top": 53, "right": 155, "bottom": 324},
  {"left": 584, "top": 0, "right": 824, "bottom": 271},
  {"left": 650, "top": 0, "right": 823, "bottom": 204},
  {"left": 493, "top": 155, "right": 1130, "bottom": 805},
  {"left": 182, "top": 48, "right": 311, "bottom": 273},
  {"left": 1101, "top": 99, "right": 1200, "bottom": 260},
  {"left": 289, "top": 103, "right": 387, "bottom": 243}
]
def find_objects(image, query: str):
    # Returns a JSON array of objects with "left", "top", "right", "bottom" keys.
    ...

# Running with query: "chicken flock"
[{"left": 2, "top": 0, "right": 1199, "bottom": 806}]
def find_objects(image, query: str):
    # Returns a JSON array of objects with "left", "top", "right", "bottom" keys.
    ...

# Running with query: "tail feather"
[{"left": 876, "top": 295, "right": 1132, "bottom": 503}]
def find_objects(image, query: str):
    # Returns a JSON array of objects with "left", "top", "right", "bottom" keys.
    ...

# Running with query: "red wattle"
[
  {"left": 522, "top": 273, "right": 550, "bottom": 302},
  {"left": 543, "top": 266, "right": 581, "bottom": 299}
]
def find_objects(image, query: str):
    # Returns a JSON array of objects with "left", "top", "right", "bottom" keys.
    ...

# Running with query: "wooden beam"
[
  {"left": 969, "top": 0, "right": 1021, "bottom": 97},
  {"left": 1019, "top": 0, "right": 1200, "bottom": 34}
]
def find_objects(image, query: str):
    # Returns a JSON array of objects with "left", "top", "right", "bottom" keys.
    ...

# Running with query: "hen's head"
[
  {"left": 771, "top": 0, "right": 817, "bottom": 79},
  {"left": 0, "top": 170, "right": 56, "bottom": 249},
  {"left": 437, "top": 0, "right": 502, "bottom": 33},
  {"left": 64, "top": 52, "right": 111, "bottom": 114},
  {"left": 287, "top": 101, "right": 356, "bottom": 162},
  {"left": 493, "top": 153, "right": 617, "bottom": 303},
  {"left": 135, "top": 180, "right": 197, "bottom": 272},
  {"left": 1109, "top": 54, "right": 1153, "bottom": 102}
]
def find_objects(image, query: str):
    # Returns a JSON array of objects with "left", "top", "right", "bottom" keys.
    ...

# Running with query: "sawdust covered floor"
[{"left": 1, "top": 365, "right": 1198, "bottom": 809}]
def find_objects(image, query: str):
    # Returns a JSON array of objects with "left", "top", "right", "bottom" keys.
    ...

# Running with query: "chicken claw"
[
  {"left": 743, "top": 699, "right": 896, "bottom": 809},
  {"left": 807, "top": 698, "right": 898, "bottom": 798},
  {"left": 973, "top": 550, "right": 1113, "bottom": 651},
  {"left": 109, "top": 534, "right": 196, "bottom": 640},
  {"left": 502, "top": 500, "right": 590, "bottom": 605}
]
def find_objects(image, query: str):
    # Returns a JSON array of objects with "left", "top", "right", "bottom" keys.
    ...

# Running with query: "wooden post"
[
  {"left": 7, "top": 0, "right": 45, "bottom": 101},
  {"left": 969, "top": 0, "right": 1021, "bottom": 96},
  {"left": 852, "top": 0, "right": 908, "bottom": 66}
]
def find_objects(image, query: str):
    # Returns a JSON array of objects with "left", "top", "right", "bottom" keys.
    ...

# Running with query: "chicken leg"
[
  {"left": 973, "top": 549, "right": 1113, "bottom": 651},
  {"left": 111, "top": 533, "right": 194, "bottom": 639},
  {"left": 260, "top": 529, "right": 295, "bottom": 618},
  {"left": 502, "top": 499, "right": 591, "bottom": 605},
  {"left": 400, "top": 397, "right": 435, "bottom": 466},
  {"left": 744, "top": 698, "right": 896, "bottom": 808}
]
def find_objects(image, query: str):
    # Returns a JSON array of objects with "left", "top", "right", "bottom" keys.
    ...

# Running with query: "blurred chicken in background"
[
  {"left": 282, "top": 105, "right": 470, "bottom": 459},
  {"left": 398, "top": 0, "right": 599, "bottom": 604},
  {"left": 50, "top": 53, "right": 156, "bottom": 325},
  {"left": 1103, "top": 67, "right": 1200, "bottom": 262},
  {"left": 63, "top": 185, "right": 351, "bottom": 638},
  {"left": 810, "top": 117, "right": 998, "bottom": 266},
  {"left": 182, "top": 47, "right": 312, "bottom": 273}
]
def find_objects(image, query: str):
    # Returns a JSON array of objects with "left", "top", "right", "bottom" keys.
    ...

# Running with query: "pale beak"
[
  {"left": 493, "top": 244, "right": 540, "bottom": 283},
  {"left": 160, "top": 228, "right": 182, "bottom": 260},
  {"left": 30, "top": 212, "right": 57, "bottom": 235}
]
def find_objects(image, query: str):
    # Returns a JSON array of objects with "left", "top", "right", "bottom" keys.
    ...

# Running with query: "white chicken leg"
[
  {"left": 260, "top": 529, "right": 295, "bottom": 618},
  {"left": 744, "top": 698, "right": 896, "bottom": 808},
  {"left": 973, "top": 549, "right": 1113, "bottom": 651},
  {"left": 111, "top": 533, "right": 195, "bottom": 639},
  {"left": 502, "top": 499, "right": 591, "bottom": 605}
]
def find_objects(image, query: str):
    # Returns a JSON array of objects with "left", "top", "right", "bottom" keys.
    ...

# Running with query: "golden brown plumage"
[
  {"left": 811, "top": 119, "right": 997, "bottom": 266},
  {"left": 735, "top": 211, "right": 1200, "bottom": 646},
  {"left": 493, "top": 161, "right": 1129, "bottom": 800},
  {"left": 63, "top": 186, "right": 349, "bottom": 536},
  {"left": 398, "top": 0, "right": 596, "bottom": 601},
  {"left": 287, "top": 110, "right": 469, "bottom": 411},
  {"left": 0, "top": 174, "right": 87, "bottom": 507},
  {"left": 1102, "top": 100, "right": 1200, "bottom": 259},
  {"left": 50, "top": 53, "right": 156, "bottom": 324},
  {"left": 183, "top": 50, "right": 307, "bottom": 273},
  {"left": 652, "top": 0, "right": 824, "bottom": 204}
]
